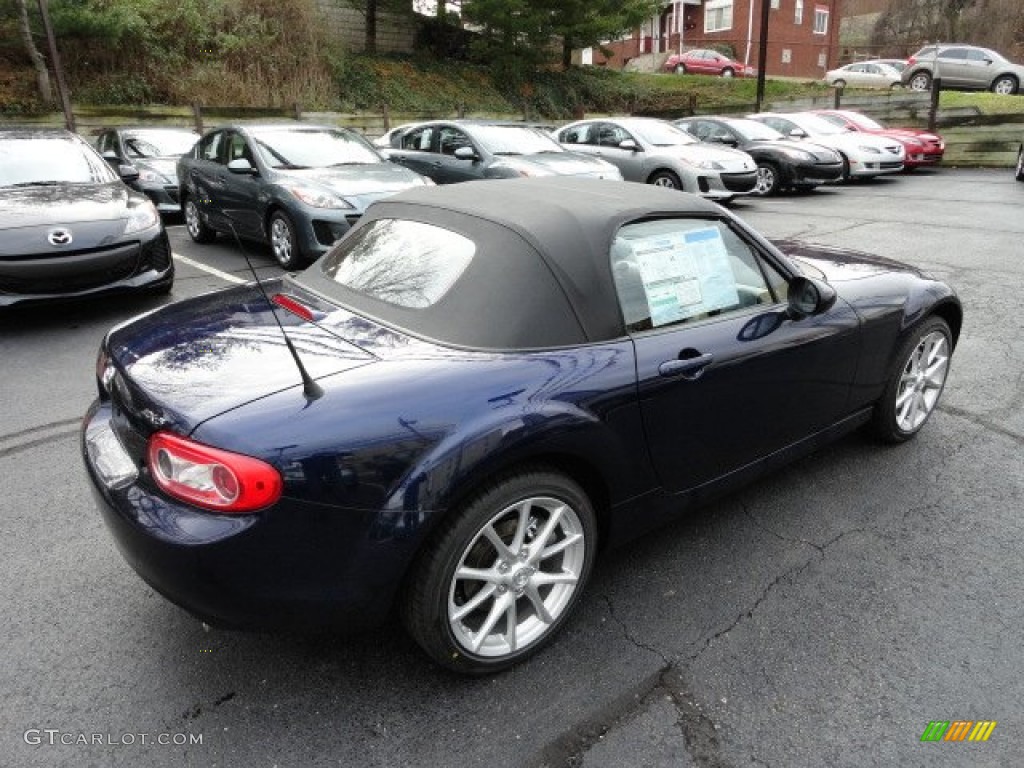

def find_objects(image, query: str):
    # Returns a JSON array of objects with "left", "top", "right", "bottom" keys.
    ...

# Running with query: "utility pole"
[
  {"left": 36, "top": 0, "right": 75, "bottom": 132},
  {"left": 754, "top": 0, "right": 771, "bottom": 113}
]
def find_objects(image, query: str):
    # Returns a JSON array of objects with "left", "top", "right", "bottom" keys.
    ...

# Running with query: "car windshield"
[
  {"left": 0, "top": 136, "right": 118, "bottom": 187},
  {"left": 251, "top": 128, "right": 381, "bottom": 169},
  {"left": 726, "top": 119, "right": 784, "bottom": 141},
  {"left": 470, "top": 125, "right": 564, "bottom": 155},
  {"left": 628, "top": 121, "right": 697, "bottom": 147},
  {"left": 842, "top": 112, "right": 884, "bottom": 131},
  {"left": 123, "top": 130, "right": 197, "bottom": 158},
  {"left": 790, "top": 114, "right": 845, "bottom": 136}
]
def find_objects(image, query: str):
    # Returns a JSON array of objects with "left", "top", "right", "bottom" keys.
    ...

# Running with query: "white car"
[
  {"left": 747, "top": 112, "right": 905, "bottom": 179},
  {"left": 553, "top": 117, "right": 758, "bottom": 202},
  {"left": 824, "top": 62, "right": 903, "bottom": 89}
]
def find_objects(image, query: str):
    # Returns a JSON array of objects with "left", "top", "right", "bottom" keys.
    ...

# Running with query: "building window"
[
  {"left": 795, "top": 0, "right": 804, "bottom": 24},
  {"left": 813, "top": 5, "right": 829, "bottom": 35},
  {"left": 705, "top": 0, "right": 734, "bottom": 33}
]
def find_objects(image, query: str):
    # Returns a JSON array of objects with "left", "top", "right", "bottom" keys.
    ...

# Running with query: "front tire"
[
  {"left": 401, "top": 469, "right": 596, "bottom": 674},
  {"left": 1015, "top": 145, "right": 1024, "bottom": 182},
  {"left": 754, "top": 161, "right": 782, "bottom": 195},
  {"left": 269, "top": 210, "right": 303, "bottom": 270},
  {"left": 721, "top": 68, "right": 735, "bottom": 78},
  {"left": 870, "top": 317, "right": 952, "bottom": 443},
  {"left": 992, "top": 75, "right": 1018, "bottom": 95},
  {"left": 832, "top": 79, "right": 846, "bottom": 89},
  {"left": 183, "top": 195, "right": 216, "bottom": 244},
  {"left": 648, "top": 170, "right": 683, "bottom": 190},
  {"left": 674, "top": 64, "right": 686, "bottom": 75}
]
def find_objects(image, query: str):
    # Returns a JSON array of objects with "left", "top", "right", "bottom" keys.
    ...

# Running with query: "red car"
[
  {"left": 663, "top": 49, "right": 754, "bottom": 78},
  {"left": 812, "top": 109, "right": 945, "bottom": 169}
]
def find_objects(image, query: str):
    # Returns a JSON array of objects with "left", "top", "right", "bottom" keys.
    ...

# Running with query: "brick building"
[{"left": 582, "top": 0, "right": 842, "bottom": 79}]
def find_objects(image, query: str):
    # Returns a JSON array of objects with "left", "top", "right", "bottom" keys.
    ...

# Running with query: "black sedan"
[
  {"left": 82, "top": 178, "right": 961, "bottom": 674},
  {"left": 1, "top": 128, "right": 173, "bottom": 307},
  {"left": 385, "top": 120, "right": 622, "bottom": 183},
  {"left": 177, "top": 123, "right": 431, "bottom": 269},
  {"left": 675, "top": 116, "right": 844, "bottom": 195},
  {"left": 96, "top": 127, "right": 198, "bottom": 213}
]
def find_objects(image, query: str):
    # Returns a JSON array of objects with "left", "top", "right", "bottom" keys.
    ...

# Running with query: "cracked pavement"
[{"left": 2, "top": 169, "right": 1022, "bottom": 767}]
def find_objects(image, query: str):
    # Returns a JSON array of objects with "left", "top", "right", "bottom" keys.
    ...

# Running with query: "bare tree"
[{"left": 15, "top": 0, "right": 52, "bottom": 104}]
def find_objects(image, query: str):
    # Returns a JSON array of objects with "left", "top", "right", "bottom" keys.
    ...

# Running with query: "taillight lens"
[{"left": 147, "top": 432, "right": 282, "bottom": 513}]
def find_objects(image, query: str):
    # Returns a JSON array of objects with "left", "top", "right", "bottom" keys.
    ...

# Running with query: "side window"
[
  {"left": 597, "top": 124, "right": 631, "bottom": 147},
  {"left": 402, "top": 126, "right": 434, "bottom": 152},
  {"left": 611, "top": 218, "right": 788, "bottom": 333},
  {"left": 940, "top": 48, "right": 967, "bottom": 61},
  {"left": 97, "top": 133, "right": 113, "bottom": 155},
  {"left": 686, "top": 121, "right": 710, "bottom": 140},
  {"left": 226, "top": 132, "right": 254, "bottom": 165},
  {"left": 559, "top": 124, "right": 593, "bottom": 145},
  {"left": 439, "top": 128, "right": 471, "bottom": 156},
  {"left": 199, "top": 132, "right": 225, "bottom": 163}
]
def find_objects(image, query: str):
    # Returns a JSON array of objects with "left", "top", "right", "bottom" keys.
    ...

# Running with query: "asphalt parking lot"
[{"left": 2, "top": 168, "right": 1022, "bottom": 768}]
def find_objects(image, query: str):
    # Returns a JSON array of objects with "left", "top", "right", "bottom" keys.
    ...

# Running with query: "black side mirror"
[
  {"left": 787, "top": 276, "right": 836, "bottom": 320},
  {"left": 118, "top": 164, "right": 140, "bottom": 182}
]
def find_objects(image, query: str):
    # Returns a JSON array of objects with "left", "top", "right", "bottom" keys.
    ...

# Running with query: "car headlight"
[
  {"left": 858, "top": 145, "right": 882, "bottom": 154},
  {"left": 123, "top": 198, "right": 160, "bottom": 235},
  {"left": 691, "top": 159, "right": 726, "bottom": 170},
  {"left": 138, "top": 168, "right": 172, "bottom": 184},
  {"left": 779, "top": 148, "right": 816, "bottom": 162},
  {"left": 287, "top": 185, "right": 354, "bottom": 209}
]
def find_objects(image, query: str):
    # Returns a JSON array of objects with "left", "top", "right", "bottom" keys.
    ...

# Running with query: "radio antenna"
[{"left": 228, "top": 221, "right": 323, "bottom": 401}]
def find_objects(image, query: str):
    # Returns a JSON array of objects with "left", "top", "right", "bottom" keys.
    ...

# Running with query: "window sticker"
[{"left": 629, "top": 226, "right": 740, "bottom": 326}]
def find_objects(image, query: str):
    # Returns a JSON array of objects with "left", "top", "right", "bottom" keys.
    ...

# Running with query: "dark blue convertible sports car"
[{"left": 82, "top": 178, "right": 961, "bottom": 673}]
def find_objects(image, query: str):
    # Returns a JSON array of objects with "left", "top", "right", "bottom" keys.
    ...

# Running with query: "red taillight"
[
  {"left": 147, "top": 432, "right": 282, "bottom": 513},
  {"left": 272, "top": 293, "right": 322, "bottom": 323},
  {"left": 907, "top": 56, "right": 917, "bottom": 66}
]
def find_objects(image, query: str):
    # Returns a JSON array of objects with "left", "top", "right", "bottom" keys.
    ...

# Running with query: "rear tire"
[
  {"left": 401, "top": 469, "right": 597, "bottom": 674},
  {"left": 908, "top": 71, "right": 932, "bottom": 92},
  {"left": 833, "top": 79, "right": 846, "bottom": 89},
  {"left": 674, "top": 64, "right": 686, "bottom": 75},
  {"left": 870, "top": 317, "right": 952, "bottom": 443},
  {"left": 1015, "top": 145, "right": 1024, "bottom": 182},
  {"left": 721, "top": 68, "right": 735, "bottom": 78}
]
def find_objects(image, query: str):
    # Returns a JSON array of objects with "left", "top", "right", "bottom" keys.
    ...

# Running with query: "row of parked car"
[{"left": 0, "top": 104, "right": 987, "bottom": 309}]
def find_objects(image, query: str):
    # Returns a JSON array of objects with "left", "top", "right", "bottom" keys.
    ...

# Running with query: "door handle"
[{"left": 658, "top": 352, "right": 713, "bottom": 379}]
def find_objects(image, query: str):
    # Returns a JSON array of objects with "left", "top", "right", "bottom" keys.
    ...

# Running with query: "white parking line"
[{"left": 172, "top": 251, "right": 248, "bottom": 285}]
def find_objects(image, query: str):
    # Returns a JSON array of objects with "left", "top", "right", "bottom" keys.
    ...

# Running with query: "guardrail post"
[
  {"left": 381, "top": 103, "right": 390, "bottom": 131},
  {"left": 293, "top": 102, "right": 302, "bottom": 121},
  {"left": 191, "top": 102, "right": 204, "bottom": 135},
  {"left": 834, "top": 85, "right": 843, "bottom": 109},
  {"left": 928, "top": 78, "right": 941, "bottom": 132}
]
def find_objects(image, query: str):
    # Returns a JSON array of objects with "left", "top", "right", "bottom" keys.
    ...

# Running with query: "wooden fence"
[{"left": 3, "top": 95, "right": 1021, "bottom": 167}]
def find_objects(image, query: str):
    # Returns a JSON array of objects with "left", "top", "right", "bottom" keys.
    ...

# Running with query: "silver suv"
[{"left": 902, "top": 44, "right": 1024, "bottom": 95}]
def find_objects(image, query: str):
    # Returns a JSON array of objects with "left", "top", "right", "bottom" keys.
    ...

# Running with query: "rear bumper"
[{"left": 81, "top": 400, "right": 412, "bottom": 632}]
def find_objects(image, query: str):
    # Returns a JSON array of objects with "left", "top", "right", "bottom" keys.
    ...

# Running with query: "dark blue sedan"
[{"left": 82, "top": 178, "right": 961, "bottom": 673}]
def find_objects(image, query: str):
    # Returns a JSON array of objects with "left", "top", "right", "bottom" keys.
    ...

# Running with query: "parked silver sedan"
[{"left": 553, "top": 117, "right": 758, "bottom": 202}]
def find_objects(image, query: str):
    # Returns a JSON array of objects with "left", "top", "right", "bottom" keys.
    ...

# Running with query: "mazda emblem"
[{"left": 47, "top": 228, "right": 73, "bottom": 246}]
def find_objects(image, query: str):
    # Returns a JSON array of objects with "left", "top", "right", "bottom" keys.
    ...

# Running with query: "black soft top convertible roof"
[{"left": 298, "top": 177, "right": 726, "bottom": 350}]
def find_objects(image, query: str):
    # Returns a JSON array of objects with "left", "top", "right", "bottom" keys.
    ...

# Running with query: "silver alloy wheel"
[
  {"left": 184, "top": 200, "right": 202, "bottom": 239},
  {"left": 754, "top": 165, "right": 776, "bottom": 195},
  {"left": 993, "top": 77, "right": 1017, "bottom": 95},
  {"left": 651, "top": 174, "right": 679, "bottom": 189},
  {"left": 909, "top": 72, "right": 931, "bottom": 91},
  {"left": 447, "top": 495, "right": 587, "bottom": 658},
  {"left": 894, "top": 330, "right": 950, "bottom": 433},
  {"left": 270, "top": 215, "right": 294, "bottom": 267}
]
